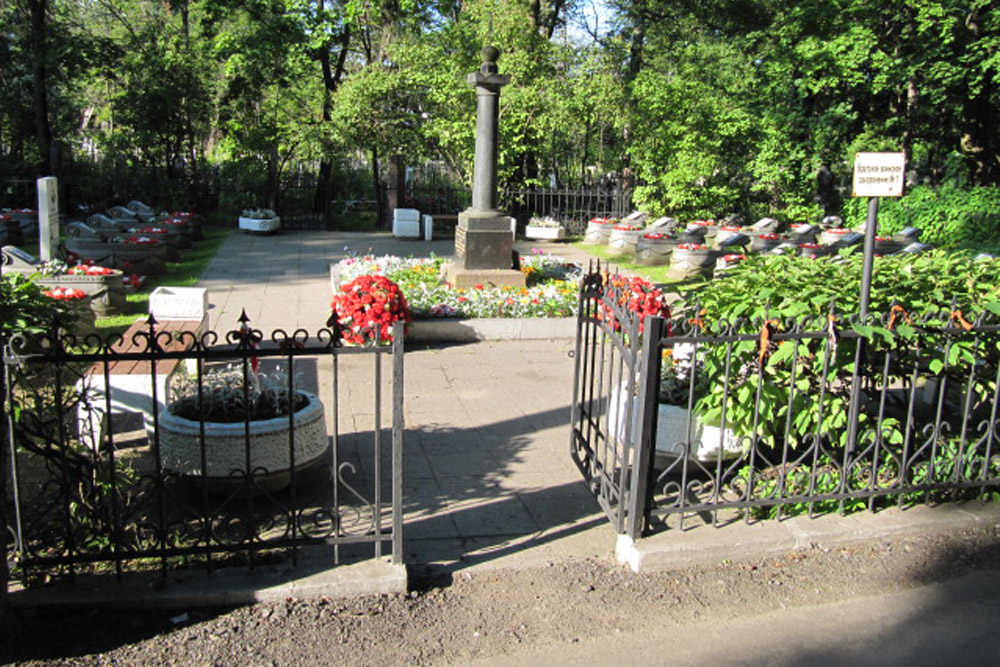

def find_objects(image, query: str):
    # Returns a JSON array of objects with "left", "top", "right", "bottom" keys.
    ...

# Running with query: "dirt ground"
[{"left": 4, "top": 523, "right": 1000, "bottom": 666}]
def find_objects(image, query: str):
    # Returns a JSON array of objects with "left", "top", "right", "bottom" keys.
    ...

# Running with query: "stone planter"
[
  {"left": 797, "top": 243, "right": 829, "bottom": 259},
  {"left": 65, "top": 239, "right": 170, "bottom": 274},
  {"left": 819, "top": 228, "right": 853, "bottom": 246},
  {"left": 583, "top": 221, "right": 614, "bottom": 245},
  {"left": 36, "top": 273, "right": 127, "bottom": 317},
  {"left": 239, "top": 216, "right": 282, "bottom": 234},
  {"left": 159, "top": 391, "right": 329, "bottom": 495},
  {"left": 751, "top": 234, "right": 784, "bottom": 253},
  {"left": 635, "top": 235, "right": 679, "bottom": 266},
  {"left": 668, "top": 246, "right": 718, "bottom": 280},
  {"left": 524, "top": 225, "right": 566, "bottom": 240},
  {"left": 607, "top": 227, "right": 645, "bottom": 256},
  {"left": 686, "top": 221, "right": 718, "bottom": 242}
]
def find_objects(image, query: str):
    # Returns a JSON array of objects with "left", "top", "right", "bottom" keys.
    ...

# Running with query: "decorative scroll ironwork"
[
  {"left": 571, "top": 266, "right": 1000, "bottom": 539},
  {"left": 1, "top": 316, "right": 404, "bottom": 588}
]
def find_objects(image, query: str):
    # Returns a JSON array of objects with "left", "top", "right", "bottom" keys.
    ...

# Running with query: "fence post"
[
  {"left": 1, "top": 347, "right": 10, "bottom": 620},
  {"left": 626, "top": 315, "right": 665, "bottom": 539}
]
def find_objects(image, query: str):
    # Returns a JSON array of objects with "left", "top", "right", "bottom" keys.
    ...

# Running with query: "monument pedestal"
[{"left": 445, "top": 208, "right": 525, "bottom": 289}]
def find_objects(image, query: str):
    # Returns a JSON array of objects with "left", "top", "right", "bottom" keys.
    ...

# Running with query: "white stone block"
[
  {"left": 422, "top": 215, "right": 433, "bottom": 241},
  {"left": 393, "top": 208, "right": 420, "bottom": 223},
  {"left": 150, "top": 286, "right": 208, "bottom": 321},
  {"left": 392, "top": 219, "right": 420, "bottom": 238}
]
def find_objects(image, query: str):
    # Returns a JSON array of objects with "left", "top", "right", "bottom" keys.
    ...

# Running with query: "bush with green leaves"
[
  {"left": 843, "top": 185, "right": 1000, "bottom": 249},
  {"left": 1, "top": 273, "right": 79, "bottom": 341},
  {"left": 675, "top": 251, "right": 1000, "bottom": 450}
]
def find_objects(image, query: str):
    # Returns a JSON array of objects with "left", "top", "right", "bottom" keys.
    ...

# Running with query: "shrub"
[{"left": 843, "top": 185, "right": 1000, "bottom": 248}]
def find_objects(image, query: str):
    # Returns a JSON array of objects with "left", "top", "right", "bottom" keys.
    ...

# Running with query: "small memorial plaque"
[
  {"left": 2, "top": 245, "right": 41, "bottom": 272},
  {"left": 853, "top": 152, "right": 905, "bottom": 198}
]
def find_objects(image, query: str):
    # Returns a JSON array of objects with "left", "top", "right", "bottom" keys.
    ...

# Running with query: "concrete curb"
[
  {"left": 616, "top": 502, "right": 1000, "bottom": 573},
  {"left": 8, "top": 557, "right": 407, "bottom": 610},
  {"left": 407, "top": 317, "right": 576, "bottom": 342}
]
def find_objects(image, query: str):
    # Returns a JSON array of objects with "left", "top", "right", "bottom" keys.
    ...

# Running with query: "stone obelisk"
[{"left": 445, "top": 46, "right": 526, "bottom": 289}]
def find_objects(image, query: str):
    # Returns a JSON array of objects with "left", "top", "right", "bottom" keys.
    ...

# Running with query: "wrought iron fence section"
[
  {"left": 642, "top": 307, "right": 1000, "bottom": 534},
  {"left": 1, "top": 317, "right": 404, "bottom": 591},
  {"left": 571, "top": 268, "right": 1000, "bottom": 538}
]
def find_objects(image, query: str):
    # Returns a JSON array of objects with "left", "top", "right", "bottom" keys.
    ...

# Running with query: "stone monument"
[
  {"left": 37, "top": 176, "right": 60, "bottom": 261},
  {"left": 444, "top": 46, "right": 526, "bottom": 289}
]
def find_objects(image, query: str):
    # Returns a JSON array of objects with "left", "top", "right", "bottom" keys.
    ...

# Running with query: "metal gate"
[{"left": 569, "top": 266, "right": 662, "bottom": 538}]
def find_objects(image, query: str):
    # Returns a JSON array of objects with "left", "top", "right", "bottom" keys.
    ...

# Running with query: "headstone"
[
  {"left": 108, "top": 205, "right": 139, "bottom": 221},
  {"left": 831, "top": 231, "right": 864, "bottom": 248},
  {"left": 1, "top": 245, "right": 41, "bottom": 273},
  {"left": 902, "top": 242, "right": 933, "bottom": 254},
  {"left": 66, "top": 221, "right": 103, "bottom": 239},
  {"left": 678, "top": 228, "right": 707, "bottom": 244},
  {"left": 751, "top": 217, "right": 781, "bottom": 234},
  {"left": 37, "top": 176, "right": 60, "bottom": 261},
  {"left": 88, "top": 213, "right": 128, "bottom": 232},
  {"left": 893, "top": 226, "right": 922, "bottom": 242},
  {"left": 647, "top": 216, "right": 676, "bottom": 230},
  {"left": 821, "top": 215, "right": 843, "bottom": 228},
  {"left": 718, "top": 233, "right": 750, "bottom": 248}
]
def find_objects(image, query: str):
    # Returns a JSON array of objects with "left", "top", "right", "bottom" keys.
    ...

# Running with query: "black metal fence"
[
  {"left": 1, "top": 317, "right": 404, "bottom": 595},
  {"left": 502, "top": 187, "right": 632, "bottom": 234},
  {"left": 571, "top": 267, "right": 1000, "bottom": 538}
]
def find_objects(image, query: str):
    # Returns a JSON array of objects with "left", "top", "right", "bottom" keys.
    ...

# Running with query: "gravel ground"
[{"left": 4, "top": 525, "right": 1000, "bottom": 666}]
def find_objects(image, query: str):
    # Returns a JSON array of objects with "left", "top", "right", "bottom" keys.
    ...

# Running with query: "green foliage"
[
  {"left": 1, "top": 273, "right": 70, "bottom": 339},
  {"left": 843, "top": 185, "right": 1000, "bottom": 248},
  {"left": 682, "top": 251, "right": 1000, "bottom": 449}
]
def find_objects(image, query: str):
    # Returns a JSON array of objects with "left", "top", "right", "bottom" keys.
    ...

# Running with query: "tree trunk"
[{"left": 28, "top": 0, "right": 53, "bottom": 174}]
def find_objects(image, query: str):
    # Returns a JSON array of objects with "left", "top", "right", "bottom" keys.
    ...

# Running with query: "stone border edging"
[{"left": 407, "top": 317, "right": 576, "bottom": 342}]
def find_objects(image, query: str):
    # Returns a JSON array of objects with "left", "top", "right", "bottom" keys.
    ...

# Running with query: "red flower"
[{"left": 331, "top": 274, "right": 411, "bottom": 345}]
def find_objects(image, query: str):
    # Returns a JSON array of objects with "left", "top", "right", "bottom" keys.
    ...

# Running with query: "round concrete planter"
[
  {"left": 583, "top": 221, "right": 614, "bottom": 245},
  {"left": 607, "top": 227, "right": 645, "bottom": 256},
  {"left": 159, "top": 390, "right": 328, "bottom": 495},
  {"left": 635, "top": 235, "right": 679, "bottom": 266},
  {"left": 668, "top": 246, "right": 718, "bottom": 280}
]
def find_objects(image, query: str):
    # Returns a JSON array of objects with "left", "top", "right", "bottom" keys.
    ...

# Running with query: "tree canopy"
[{"left": 1, "top": 0, "right": 997, "bottom": 220}]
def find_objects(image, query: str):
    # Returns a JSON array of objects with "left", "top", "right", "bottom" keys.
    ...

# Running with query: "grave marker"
[{"left": 37, "top": 177, "right": 60, "bottom": 261}]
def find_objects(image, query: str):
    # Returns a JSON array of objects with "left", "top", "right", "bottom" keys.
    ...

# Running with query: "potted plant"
[
  {"left": 159, "top": 365, "right": 328, "bottom": 495},
  {"left": 238, "top": 207, "right": 281, "bottom": 234},
  {"left": 524, "top": 216, "right": 566, "bottom": 240}
]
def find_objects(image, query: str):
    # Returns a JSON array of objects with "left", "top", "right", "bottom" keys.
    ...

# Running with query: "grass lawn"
[
  {"left": 569, "top": 241, "right": 710, "bottom": 292},
  {"left": 95, "top": 228, "right": 232, "bottom": 333}
]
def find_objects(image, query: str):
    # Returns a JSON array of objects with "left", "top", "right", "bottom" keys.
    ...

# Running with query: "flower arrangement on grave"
[
  {"left": 720, "top": 225, "right": 743, "bottom": 232},
  {"left": 240, "top": 208, "right": 277, "bottom": 220},
  {"left": 757, "top": 233, "right": 781, "bottom": 240},
  {"left": 688, "top": 219, "right": 715, "bottom": 227},
  {"left": 331, "top": 274, "right": 411, "bottom": 345},
  {"left": 43, "top": 287, "right": 87, "bottom": 300},
  {"left": 527, "top": 216, "right": 563, "bottom": 228},
  {"left": 642, "top": 232, "right": 671, "bottom": 240},
  {"left": 613, "top": 223, "right": 643, "bottom": 231},
  {"left": 676, "top": 243, "right": 708, "bottom": 251},
  {"left": 588, "top": 217, "right": 616, "bottom": 225},
  {"left": 721, "top": 253, "right": 747, "bottom": 265},
  {"left": 68, "top": 264, "right": 116, "bottom": 276}
]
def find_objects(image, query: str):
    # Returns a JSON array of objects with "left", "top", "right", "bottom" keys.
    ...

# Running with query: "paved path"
[
  {"left": 198, "top": 230, "right": 612, "bottom": 572},
  {"left": 195, "top": 229, "right": 1000, "bottom": 577}
]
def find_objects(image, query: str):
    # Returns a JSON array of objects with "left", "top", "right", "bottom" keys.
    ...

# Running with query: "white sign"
[{"left": 852, "top": 152, "right": 905, "bottom": 198}]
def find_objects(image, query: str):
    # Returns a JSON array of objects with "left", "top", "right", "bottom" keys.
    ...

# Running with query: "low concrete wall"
[{"left": 407, "top": 317, "right": 576, "bottom": 342}]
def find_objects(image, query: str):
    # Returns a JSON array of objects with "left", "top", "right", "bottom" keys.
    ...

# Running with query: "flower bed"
[{"left": 332, "top": 252, "right": 584, "bottom": 320}]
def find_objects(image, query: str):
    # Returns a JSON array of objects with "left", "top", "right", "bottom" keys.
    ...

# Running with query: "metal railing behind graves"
[
  {"left": 502, "top": 187, "right": 632, "bottom": 234},
  {"left": 571, "top": 268, "right": 1000, "bottom": 539},
  {"left": 1, "top": 316, "right": 404, "bottom": 592}
]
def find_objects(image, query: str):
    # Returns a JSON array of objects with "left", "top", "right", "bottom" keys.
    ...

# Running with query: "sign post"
[
  {"left": 852, "top": 152, "right": 905, "bottom": 318},
  {"left": 846, "top": 152, "right": 905, "bottom": 454}
]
